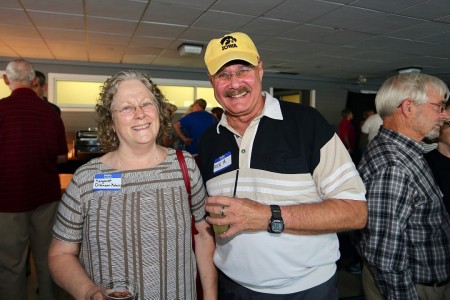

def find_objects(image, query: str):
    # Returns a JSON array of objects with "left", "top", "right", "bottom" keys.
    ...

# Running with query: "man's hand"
[
  {"left": 183, "top": 138, "right": 193, "bottom": 145},
  {"left": 205, "top": 196, "right": 271, "bottom": 239}
]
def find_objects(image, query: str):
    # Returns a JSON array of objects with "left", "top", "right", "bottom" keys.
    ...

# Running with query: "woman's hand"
[{"left": 86, "top": 285, "right": 104, "bottom": 300}]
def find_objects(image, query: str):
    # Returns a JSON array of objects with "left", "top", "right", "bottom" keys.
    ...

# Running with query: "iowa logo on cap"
[{"left": 220, "top": 35, "right": 238, "bottom": 50}]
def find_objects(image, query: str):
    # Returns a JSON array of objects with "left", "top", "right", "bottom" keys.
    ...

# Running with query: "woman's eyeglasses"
[{"left": 111, "top": 101, "right": 155, "bottom": 116}]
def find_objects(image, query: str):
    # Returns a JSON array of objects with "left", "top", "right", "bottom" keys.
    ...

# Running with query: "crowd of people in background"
[{"left": 1, "top": 31, "right": 449, "bottom": 300}]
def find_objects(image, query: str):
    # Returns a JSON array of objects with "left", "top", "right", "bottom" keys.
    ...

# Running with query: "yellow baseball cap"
[{"left": 204, "top": 32, "right": 259, "bottom": 75}]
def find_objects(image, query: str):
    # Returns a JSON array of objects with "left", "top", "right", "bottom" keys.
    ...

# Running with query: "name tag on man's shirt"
[{"left": 213, "top": 151, "right": 232, "bottom": 174}]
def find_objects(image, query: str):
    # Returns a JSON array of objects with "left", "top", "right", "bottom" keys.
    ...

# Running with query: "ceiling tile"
[
  {"left": 0, "top": 42, "right": 17, "bottom": 57},
  {"left": 398, "top": 0, "right": 450, "bottom": 20},
  {"left": 178, "top": 28, "right": 230, "bottom": 44},
  {"left": 351, "top": 0, "right": 427, "bottom": 13},
  {"left": 142, "top": 2, "right": 204, "bottom": 25},
  {"left": 281, "top": 24, "right": 336, "bottom": 41},
  {"left": 153, "top": 54, "right": 206, "bottom": 69},
  {"left": 0, "top": 8, "right": 32, "bottom": 25},
  {"left": 437, "top": 15, "right": 450, "bottom": 24},
  {"left": 0, "top": 0, "right": 449, "bottom": 84},
  {"left": 88, "top": 44, "right": 126, "bottom": 63},
  {"left": 420, "top": 32, "right": 450, "bottom": 45},
  {"left": 264, "top": 0, "right": 341, "bottom": 23},
  {"left": 47, "top": 42, "right": 88, "bottom": 61},
  {"left": 0, "top": 0, "right": 21, "bottom": 9},
  {"left": 317, "top": 29, "right": 374, "bottom": 45},
  {"left": 88, "top": 32, "right": 131, "bottom": 46},
  {"left": 0, "top": 24, "right": 40, "bottom": 39},
  {"left": 153, "top": 0, "right": 216, "bottom": 10},
  {"left": 122, "top": 54, "right": 156, "bottom": 65},
  {"left": 192, "top": 11, "right": 254, "bottom": 31},
  {"left": 129, "top": 36, "right": 174, "bottom": 49},
  {"left": 211, "top": 0, "right": 285, "bottom": 16},
  {"left": 86, "top": 0, "right": 148, "bottom": 20},
  {"left": 40, "top": 28, "right": 85, "bottom": 43},
  {"left": 351, "top": 15, "right": 424, "bottom": 35},
  {"left": 6, "top": 38, "right": 53, "bottom": 59},
  {"left": 29, "top": 11, "right": 84, "bottom": 30},
  {"left": 87, "top": 16, "right": 137, "bottom": 35},
  {"left": 21, "top": 0, "right": 83, "bottom": 14},
  {"left": 310, "top": 6, "right": 387, "bottom": 29},
  {"left": 387, "top": 21, "right": 450, "bottom": 40},
  {"left": 135, "top": 22, "right": 187, "bottom": 39},
  {"left": 125, "top": 46, "right": 164, "bottom": 56},
  {"left": 240, "top": 18, "right": 299, "bottom": 36}
]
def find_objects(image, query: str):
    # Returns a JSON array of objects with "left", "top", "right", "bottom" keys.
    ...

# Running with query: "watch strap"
[{"left": 270, "top": 204, "right": 281, "bottom": 218}]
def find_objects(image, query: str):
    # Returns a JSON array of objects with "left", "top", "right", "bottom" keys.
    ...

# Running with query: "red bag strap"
[{"left": 176, "top": 150, "right": 198, "bottom": 235}]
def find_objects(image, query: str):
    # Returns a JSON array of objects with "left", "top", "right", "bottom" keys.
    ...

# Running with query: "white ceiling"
[{"left": 1, "top": 0, "right": 450, "bottom": 85}]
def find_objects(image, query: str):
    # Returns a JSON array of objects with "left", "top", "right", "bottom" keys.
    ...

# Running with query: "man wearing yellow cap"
[{"left": 198, "top": 32, "right": 368, "bottom": 299}]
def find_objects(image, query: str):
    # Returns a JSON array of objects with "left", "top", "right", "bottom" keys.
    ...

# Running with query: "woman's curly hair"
[{"left": 95, "top": 70, "right": 172, "bottom": 152}]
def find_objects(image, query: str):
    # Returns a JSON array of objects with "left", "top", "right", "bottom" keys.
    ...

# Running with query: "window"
[
  {"left": 0, "top": 71, "right": 10, "bottom": 98},
  {"left": 48, "top": 73, "right": 220, "bottom": 111}
]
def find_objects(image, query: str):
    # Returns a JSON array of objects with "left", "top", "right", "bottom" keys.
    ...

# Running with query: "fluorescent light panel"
[{"left": 178, "top": 43, "right": 203, "bottom": 56}]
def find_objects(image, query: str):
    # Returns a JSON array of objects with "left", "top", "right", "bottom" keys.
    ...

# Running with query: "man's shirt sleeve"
[{"left": 363, "top": 165, "right": 419, "bottom": 300}]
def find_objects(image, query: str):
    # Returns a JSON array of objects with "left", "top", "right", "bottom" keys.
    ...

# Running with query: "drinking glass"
[
  {"left": 209, "top": 169, "right": 239, "bottom": 235},
  {"left": 100, "top": 278, "right": 138, "bottom": 300}
]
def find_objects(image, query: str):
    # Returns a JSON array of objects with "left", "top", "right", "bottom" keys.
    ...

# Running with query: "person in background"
[
  {"left": 361, "top": 109, "right": 375, "bottom": 125},
  {"left": 338, "top": 108, "right": 358, "bottom": 162},
  {"left": 0, "top": 59, "right": 68, "bottom": 300},
  {"left": 211, "top": 106, "right": 224, "bottom": 122},
  {"left": 161, "top": 103, "right": 178, "bottom": 148},
  {"left": 174, "top": 103, "right": 194, "bottom": 151},
  {"left": 29, "top": 70, "right": 66, "bottom": 292},
  {"left": 425, "top": 101, "right": 450, "bottom": 215},
  {"left": 33, "top": 70, "right": 61, "bottom": 115},
  {"left": 357, "top": 73, "right": 450, "bottom": 300},
  {"left": 173, "top": 98, "right": 217, "bottom": 160},
  {"left": 48, "top": 70, "right": 217, "bottom": 300},
  {"left": 198, "top": 32, "right": 367, "bottom": 300},
  {"left": 361, "top": 112, "right": 382, "bottom": 145},
  {"left": 358, "top": 109, "right": 375, "bottom": 154}
]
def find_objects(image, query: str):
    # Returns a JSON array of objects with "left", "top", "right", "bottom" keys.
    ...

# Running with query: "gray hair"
[
  {"left": 376, "top": 73, "right": 449, "bottom": 118},
  {"left": 5, "top": 59, "right": 36, "bottom": 83}
]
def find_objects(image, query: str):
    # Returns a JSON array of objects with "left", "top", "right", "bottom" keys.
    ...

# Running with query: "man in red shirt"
[
  {"left": 0, "top": 59, "right": 68, "bottom": 299},
  {"left": 338, "top": 108, "right": 357, "bottom": 162}
]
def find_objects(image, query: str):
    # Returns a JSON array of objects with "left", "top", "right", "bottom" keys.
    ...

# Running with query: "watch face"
[{"left": 270, "top": 220, "right": 284, "bottom": 233}]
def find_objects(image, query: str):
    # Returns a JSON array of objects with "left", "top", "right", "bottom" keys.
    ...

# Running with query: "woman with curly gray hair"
[{"left": 48, "top": 70, "right": 217, "bottom": 300}]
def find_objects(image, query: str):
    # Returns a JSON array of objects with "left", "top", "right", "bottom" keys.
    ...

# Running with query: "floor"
[
  {"left": 27, "top": 233, "right": 365, "bottom": 299},
  {"left": 336, "top": 262, "right": 365, "bottom": 300},
  {"left": 27, "top": 255, "right": 74, "bottom": 300}
]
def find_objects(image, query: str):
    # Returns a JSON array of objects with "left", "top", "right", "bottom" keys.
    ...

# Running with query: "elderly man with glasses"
[{"left": 357, "top": 73, "right": 450, "bottom": 300}]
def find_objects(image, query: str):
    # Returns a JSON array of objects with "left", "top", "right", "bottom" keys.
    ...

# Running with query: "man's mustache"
[{"left": 224, "top": 88, "right": 250, "bottom": 98}]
